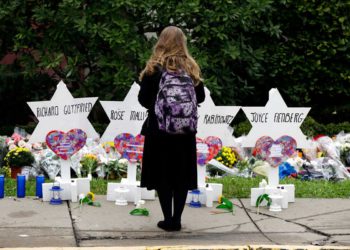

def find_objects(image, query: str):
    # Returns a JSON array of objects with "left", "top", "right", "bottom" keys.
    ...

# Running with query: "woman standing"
[{"left": 138, "top": 26, "right": 205, "bottom": 231}]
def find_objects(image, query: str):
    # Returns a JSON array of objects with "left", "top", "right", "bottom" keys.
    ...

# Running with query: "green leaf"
[
  {"left": 216, "top": 197, "right": 233, "bottom": 212},
  {"left": 130, "top": 208, "right": 149, "bottom": 216},
  {"left": 79, "top": 197, "right": 101, "bottom": 207},
  {"left": 256, "top": 194, "right": 271, "bottom": 207}
]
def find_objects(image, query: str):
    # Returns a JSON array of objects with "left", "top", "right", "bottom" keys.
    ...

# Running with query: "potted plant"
[
  {"left": 103, "top": 158, "right": 128, "bottom": 180},
  {"left": 4, "top": 147, "right": 35, "bottom": 179}
]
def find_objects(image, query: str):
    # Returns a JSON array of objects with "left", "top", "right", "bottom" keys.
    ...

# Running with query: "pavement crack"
[
  {"left": 238, "top": 198, "right": 280, "bottom": 245},
  {"left": 329, "top": 233, "right": 350, "bottom": 236},
  {"left": 242, "top": 204, "right": 334, "bottom": 245},
  {"left": 66, "top": 201, "right": 80, "bottom": 247}
]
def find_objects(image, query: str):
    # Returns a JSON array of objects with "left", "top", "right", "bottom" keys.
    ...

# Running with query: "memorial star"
[
  {"left": 27, "top": 81, "right": 99, "bottom": 143},
  {"left": 241, "top": 88, "right": 311, "bottom": 148},
  {"left": 100, "top": 82, "right": 147, "bottom": 142},
  {"left": 197, "top": 87, "right": 241, "bottom": 146}
]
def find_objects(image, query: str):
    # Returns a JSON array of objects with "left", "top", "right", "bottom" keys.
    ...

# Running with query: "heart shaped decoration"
[
  {"left": 46, "top": 129, "right": 87, "bottom": 160},
  {"left": 254, "top": 135, "right": 297, "bottom": 167},
  {"left": 196, "top": 136, "right": 222, "bottom": 165},
  {"left": 114, "top": 133, "right": 145, "bottom": 162}
]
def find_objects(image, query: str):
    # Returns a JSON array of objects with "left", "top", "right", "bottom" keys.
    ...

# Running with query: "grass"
[
  {"left": 209, "top": 176, "right": 264, "bottom": 198},
  {"left": 206, "top": 176, "right": 350, "bottom": 198},
  {"left": 2, "top": 176, "right": 350, "bottom": 198},
  {"left": 4, "top": 178, "right": 37, "bottom": 197},
  {"left": 281, "top": 177, "right": 350, "bottom": 198}
]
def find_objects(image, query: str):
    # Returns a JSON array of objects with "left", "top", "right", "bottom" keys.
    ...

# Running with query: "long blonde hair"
[{"left": 139, "top": 26, "right": 202, "bottom": 85}]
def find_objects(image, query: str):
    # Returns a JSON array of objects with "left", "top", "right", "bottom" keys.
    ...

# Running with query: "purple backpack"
[{"left": 155, "top": 71, "right": 198, "bottom": 134}]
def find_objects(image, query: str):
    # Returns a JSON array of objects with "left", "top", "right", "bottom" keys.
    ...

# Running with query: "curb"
[
  {"left": 145, "top": 246, "right": 350, "bottom": 250},
  {"left": 0, "top": 246, "right": 349, "bottom": 250}
]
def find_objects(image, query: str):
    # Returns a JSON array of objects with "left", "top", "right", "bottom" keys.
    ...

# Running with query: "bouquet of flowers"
[
  {"left": 80, "top": 154, "right": 98, "bottom": 177},
  {"left": 340, "top": 143, "right": 350, "bottom": 166},
  {"left": 4, "top": 147, "right": 35, "bottom": 168},
  {"left": 6, "top": 129, "right": 32, "bottom": 151},
  {"left": 214, "top": 146, "right": 237, "bottom": 168}
]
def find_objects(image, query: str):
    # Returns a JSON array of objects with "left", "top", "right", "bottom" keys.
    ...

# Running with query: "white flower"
[
  {"left": 9, "top": 144, "right": 17, "bottom": 151},
  {"left": 118, "top": 158, "right": 129, "bottom": 165},
  {"left": 32, "top": 143, "right": 43, "bottom": 150},
  {"left": 341, "top": 143, "right": 350, "bottom": 153},
  {"left": 18, "top": 140, "right": 26, "bottom": 147},
  {"left": 344, "top": 134, "right": 350, "bottom": 143}
]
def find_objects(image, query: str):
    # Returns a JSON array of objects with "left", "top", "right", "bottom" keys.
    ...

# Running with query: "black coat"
[{"left": 138, "top": 68, "right": 205, "bottom": 190}]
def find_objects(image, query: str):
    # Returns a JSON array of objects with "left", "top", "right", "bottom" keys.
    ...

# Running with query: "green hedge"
[{"left": 1, "top": 0, "right": 349, "bottom": 127}]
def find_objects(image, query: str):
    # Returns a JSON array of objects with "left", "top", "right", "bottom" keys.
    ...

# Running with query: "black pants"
[{"left": 156, "top": 187, "right": 188, "bottom": 224}]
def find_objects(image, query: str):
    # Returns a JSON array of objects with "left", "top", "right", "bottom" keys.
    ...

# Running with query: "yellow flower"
[
  {"left": 217, "top": 157, "right": 222, "bottom": 161},
  {"left": 84, "top": 154, "right": 97, "bottom": 161},
  {"left": 218, "top": 195, "right": 223, "bottom": 204},
  {"left": 87, "top": 192, "right": 95, "bottom": 201},
  {"left": 103, "top": 141, "right": 115, "bottom": 148}
]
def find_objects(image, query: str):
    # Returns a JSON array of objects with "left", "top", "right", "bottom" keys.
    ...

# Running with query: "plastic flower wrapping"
[
  {"left": 334, "top": 132, "right": 350, "bottom": 166},
  {"left": 206, "top": 132, "right": 350, "bottom": 180},
  {"left": 214, "top": 146, "right": 237, "bottom": 168}
]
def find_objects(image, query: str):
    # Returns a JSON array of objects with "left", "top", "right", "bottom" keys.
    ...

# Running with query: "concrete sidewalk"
[{"left": 0, "top": 196, "right": 349, "bottom": 249}]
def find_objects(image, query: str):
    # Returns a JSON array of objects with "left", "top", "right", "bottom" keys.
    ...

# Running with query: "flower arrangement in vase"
[{"left": 80, "top": 154, "right": 98, "bottom": 178}]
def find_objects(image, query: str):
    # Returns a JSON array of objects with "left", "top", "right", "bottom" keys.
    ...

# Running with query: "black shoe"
[
  {"left": 157, "top": 220, "right": 173, "bottom": 231},
  {"left": 171, "top": 222, "right": 181, "bottom": 231},
  {"left": 171, "top": 218, "right": 182, "bottom": 231}
]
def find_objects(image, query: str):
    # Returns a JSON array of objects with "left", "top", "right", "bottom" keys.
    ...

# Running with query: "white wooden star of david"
[
  {"left": 197, "top": 87, "right": 241, "bottom": 146},
  {"left": 27, "top": 81, "right": 99, "bottom": 143},
  {"left": 241, "top": 88, "right": 311, "bottom": 148},
  {"left": 100, "top": 82, "right": 147, "bottom": 142}
]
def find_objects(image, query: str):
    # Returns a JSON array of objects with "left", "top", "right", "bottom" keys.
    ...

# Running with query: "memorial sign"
[
  {"left": 241, "top": 88, "right": 311, "bottom": 148},
  {"left": 28, "top": 81, "right": 99, "bottom": 143},
  {"left": 100, "top": 82, "right": 147, "bottom": 142},
  {"left": 197, "top": 88, "right": 240, "bottom": 146}
]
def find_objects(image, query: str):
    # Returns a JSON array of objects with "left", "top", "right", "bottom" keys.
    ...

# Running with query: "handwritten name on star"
[
  {"left": 248, "top": 112, "right": 305, "bottom": 124},
  {"left": 200, "top": 114, "right": 234, "bottom": 125},
  {"left": 36, "top": 103, "right": 94, "bottom": 117},
  {"left": 110, "top": 109, "right": 147, "bottom": 121}
]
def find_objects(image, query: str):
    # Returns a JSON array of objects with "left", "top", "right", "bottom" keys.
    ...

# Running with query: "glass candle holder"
[
  {"left": 36, "top": 175, "right": 45, "bottom": 198},
  {"left": 0, "top": 175, "right": 4, "bottom": 199},
  {"left": 17, "top": 174, "right": 26, "bottom": 198}
]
